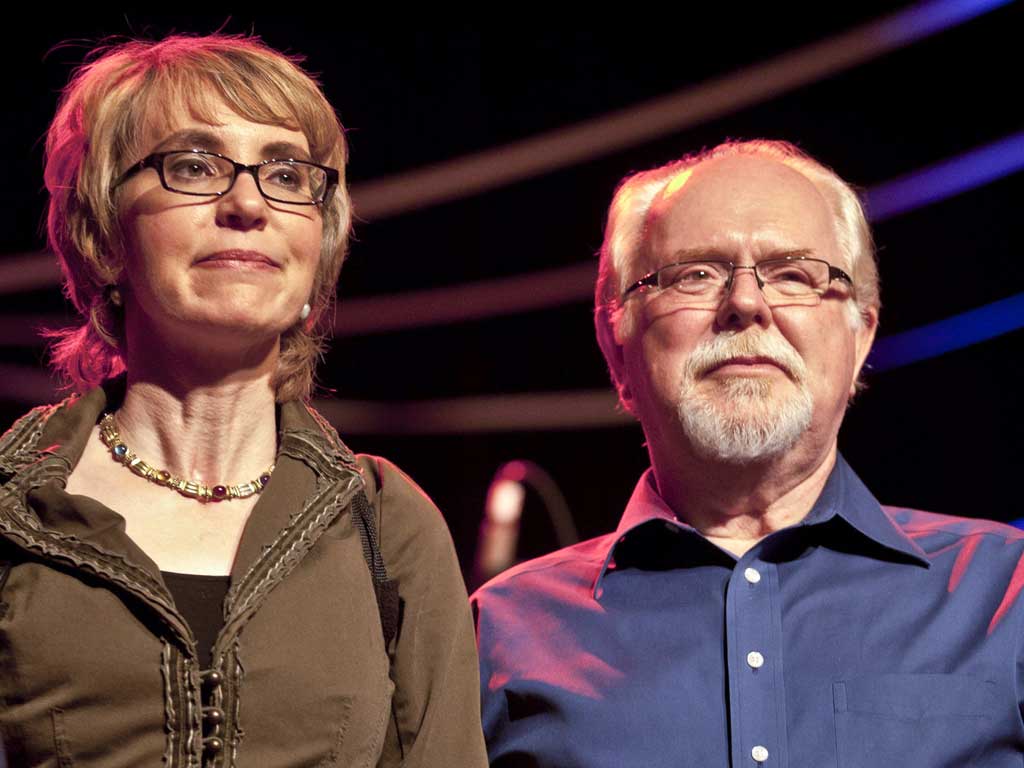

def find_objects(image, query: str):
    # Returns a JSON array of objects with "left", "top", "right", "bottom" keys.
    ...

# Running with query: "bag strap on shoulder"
[{"left": 350, "top": 489, "right": 401, "bottom": 647}]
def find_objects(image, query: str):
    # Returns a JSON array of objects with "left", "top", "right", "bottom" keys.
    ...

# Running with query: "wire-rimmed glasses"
[{"left": 621, "top": 256, "right": 854, "bottom": 308}]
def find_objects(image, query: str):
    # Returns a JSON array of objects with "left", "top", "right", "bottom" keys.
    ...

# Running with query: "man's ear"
[
  {"left": 849, "top": 304, "right": 879, "bottom": 399},
  {"left": 595, "top": 304, "right": 637, "bottom": 416}
]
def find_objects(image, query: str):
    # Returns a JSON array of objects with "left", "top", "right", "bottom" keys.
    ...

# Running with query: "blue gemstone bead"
[{"left": 113, "top": 443, "right": 128, "bottom": 459}]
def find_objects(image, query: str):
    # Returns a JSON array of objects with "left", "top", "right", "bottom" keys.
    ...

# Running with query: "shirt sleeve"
[
  {"left": 364, "top": 456, "right": 488, "bottom": 768},
  {"left": 470, "top": 583, "right": 514, "bottom": 763}
]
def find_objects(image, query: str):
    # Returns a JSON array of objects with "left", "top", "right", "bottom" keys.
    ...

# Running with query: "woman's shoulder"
[
  {"left": 355, "top": 455, "right": 451, "bottom": 539},
  {"left": 0, "top": 398, "right": 78, "bottom": 478},
  {"left": 290, "top": 402, "right": 457, "bottom": 555}
]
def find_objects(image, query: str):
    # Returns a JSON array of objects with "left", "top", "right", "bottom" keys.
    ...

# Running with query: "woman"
[{"left": 0, "top": 35, "right": 486, "bottom": 767}]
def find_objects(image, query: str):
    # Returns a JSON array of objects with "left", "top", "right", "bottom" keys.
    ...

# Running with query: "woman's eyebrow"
[
  {"left": 150, "top": 133, "right": 312, "bottom": 162},
  {"left": 261, "top": 141, "right": 312, "bottom": 162},
  {"left": 153, "top": 129, "right": 224, "bottom": 153}
]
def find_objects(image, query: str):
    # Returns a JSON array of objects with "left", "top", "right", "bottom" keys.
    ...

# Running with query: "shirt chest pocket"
[{"left": 832, "top": 674, "right": 1004, "bottom": 768}]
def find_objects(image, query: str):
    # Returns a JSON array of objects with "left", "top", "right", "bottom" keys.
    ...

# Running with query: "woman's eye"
[
  {"left": 264, "top": 164, "right": 306, "bottom": 189},
  {"left": 167, "top": 157, "right": 218, "bottom": 179}
]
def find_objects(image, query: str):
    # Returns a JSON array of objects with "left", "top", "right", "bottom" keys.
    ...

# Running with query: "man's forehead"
[{"left": 642, "top": 154, "right": 839, "bottom": 266}]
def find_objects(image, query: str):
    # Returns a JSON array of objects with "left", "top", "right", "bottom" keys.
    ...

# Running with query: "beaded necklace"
[{"left": 98, "top": 413, "right": 273, "bottom": 502}]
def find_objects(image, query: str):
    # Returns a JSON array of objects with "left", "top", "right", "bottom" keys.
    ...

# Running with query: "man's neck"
[{"left": 652, "top": 442, "right": 838, "bottom": 557}]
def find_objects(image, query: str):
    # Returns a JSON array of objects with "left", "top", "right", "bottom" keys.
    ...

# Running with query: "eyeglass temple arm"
[{"left": 828, "top": 265, "right": 854, "bottom": 285}]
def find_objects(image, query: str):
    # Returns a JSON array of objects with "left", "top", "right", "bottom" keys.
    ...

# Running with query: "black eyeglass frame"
[
  {"left": 114, "top": 149, "right": 340, "bottom": 206},
  {"left": 620, "top": 255, "right": 855, "bottom": 304}
]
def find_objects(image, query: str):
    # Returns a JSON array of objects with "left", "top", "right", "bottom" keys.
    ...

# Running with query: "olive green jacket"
[{"left": 0, "top": 384, "right": 487, "bottom": 767}]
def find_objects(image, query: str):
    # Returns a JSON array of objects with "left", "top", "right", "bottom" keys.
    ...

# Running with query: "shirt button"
[
  {"left": 747, "top": 651, "right": 765, "bottom": 669},
  {"left": 751, "top": 745, "right": 769, "bottom": 763},
  {"left": 744, "top": 567, "right": 761, "bottom": 584}
]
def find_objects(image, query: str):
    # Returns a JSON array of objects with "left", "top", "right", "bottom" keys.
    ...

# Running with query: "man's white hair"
[{"left": 594, "top": 139, "right": 880, "bottom": 407}]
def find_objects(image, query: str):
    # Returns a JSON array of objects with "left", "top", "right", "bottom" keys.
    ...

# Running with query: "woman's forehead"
[
  {"left": 136, "top": 97, "right": 310, "bottom": 157},
  {"left": 134, "top": 80, "right": 305, "bottom": 144}
]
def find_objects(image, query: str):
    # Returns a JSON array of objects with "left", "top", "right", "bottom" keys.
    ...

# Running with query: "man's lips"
[
  {"left": 704, "top": 356, "right": 790, "bottom": 377},
  {"left": 194, "top": 250, "right": 280, "bottom": 269}
]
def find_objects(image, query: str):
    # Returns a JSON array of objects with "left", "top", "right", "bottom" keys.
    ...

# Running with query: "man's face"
[{"left": 613, "top": 154, "right": 877, "bottom": 465}]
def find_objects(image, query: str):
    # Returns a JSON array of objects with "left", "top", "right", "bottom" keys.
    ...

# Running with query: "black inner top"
[{"left": 162, "top": 571, "right": 230, "bottom": 669}]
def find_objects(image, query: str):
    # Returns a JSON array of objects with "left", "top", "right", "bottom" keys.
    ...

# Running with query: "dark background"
[{"left": 1, "top": 5, "right": 1021, "bottom": 584}]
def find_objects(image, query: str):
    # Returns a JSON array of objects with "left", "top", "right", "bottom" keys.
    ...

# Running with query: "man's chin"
[
  {"left": 676, "top": 383, "right": 814, "bottom": 463},
  {"left": 694, "top": 375, "right": 776, "bottom": 404}
]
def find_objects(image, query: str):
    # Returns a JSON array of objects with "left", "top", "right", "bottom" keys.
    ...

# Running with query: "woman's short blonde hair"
[{"left": 45, "top": 34, "right": 351, "bottom": 402}]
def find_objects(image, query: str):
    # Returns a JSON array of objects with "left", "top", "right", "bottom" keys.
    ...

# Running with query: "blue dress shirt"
[{"left": 472, "top": 456, "right": 1024, "bottom": 767}]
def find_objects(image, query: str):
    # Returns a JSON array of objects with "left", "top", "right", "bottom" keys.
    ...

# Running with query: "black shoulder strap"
[{"left": 350, "top": 489, "right": 401, "bottom": 647}]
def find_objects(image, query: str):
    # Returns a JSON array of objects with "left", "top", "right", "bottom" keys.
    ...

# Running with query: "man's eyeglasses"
[
  {"left": 621, "top": 256, "right": 855, "bottom": 308},
  {"left": 114, "top": 150, "right": 339, "bottom": 206}
]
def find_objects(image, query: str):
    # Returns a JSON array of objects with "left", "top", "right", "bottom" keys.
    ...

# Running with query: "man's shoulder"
[
  {"left": 472, "top": 533, "right": 616, "bottom": 606},
  {"left": 882, "top": 505, "right": 1024, "bottom": 554}
]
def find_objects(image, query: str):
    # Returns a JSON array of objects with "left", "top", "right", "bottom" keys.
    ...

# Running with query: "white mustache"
[{"left": 684, "top": 332, "right": 807, "bottom": 383}]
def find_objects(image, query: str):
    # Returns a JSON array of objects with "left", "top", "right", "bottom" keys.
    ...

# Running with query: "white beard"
[{"left": 676, "top": 332, "right": 813, "bottom": 463}]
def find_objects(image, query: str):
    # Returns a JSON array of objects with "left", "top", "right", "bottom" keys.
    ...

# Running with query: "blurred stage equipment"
[{"left": 473, "top": 460, "right": 579, "bottom": 588}]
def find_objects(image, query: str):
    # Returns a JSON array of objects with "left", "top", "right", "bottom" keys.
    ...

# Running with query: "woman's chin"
[{"left": 141, "top": 312, "right": 290, "bottom": 357}]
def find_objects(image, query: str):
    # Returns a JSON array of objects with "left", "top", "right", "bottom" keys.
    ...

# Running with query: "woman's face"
[{"left": 116, "top": 100, "right": 323, "bottom": 354}]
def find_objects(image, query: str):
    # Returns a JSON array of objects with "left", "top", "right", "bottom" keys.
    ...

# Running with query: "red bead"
[{"left": 212, "top": 485, "right": 228, "bottom": 500}]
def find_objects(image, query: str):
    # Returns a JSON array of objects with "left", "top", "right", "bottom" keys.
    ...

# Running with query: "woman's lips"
[{"left": 194, "top": 250, "right": 280, "bottom": 269}]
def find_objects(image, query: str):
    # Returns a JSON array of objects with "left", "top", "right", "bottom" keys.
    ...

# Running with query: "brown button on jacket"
[{"left": 0, "top": 384, "right": 487, "bottom": 767}]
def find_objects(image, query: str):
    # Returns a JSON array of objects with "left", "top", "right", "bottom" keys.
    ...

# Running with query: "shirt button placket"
[{"left": 727, "top": 558, "right": 783, "bottom": 767}]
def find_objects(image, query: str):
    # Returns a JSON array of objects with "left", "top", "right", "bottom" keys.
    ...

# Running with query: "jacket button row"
[
  {"left": 203, "top": 707, "right": 224, "bottom": 726},
  {"left": 200, "top": 670, "right": 222, "bottom": 689}
]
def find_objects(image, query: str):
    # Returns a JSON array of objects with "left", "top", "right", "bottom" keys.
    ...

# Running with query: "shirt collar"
[
  {"left": 593, "top": 454, "right": 929, "bottom": 598},
  {"left": 810, "top": 454, "right": 929, "bottom": 565}
]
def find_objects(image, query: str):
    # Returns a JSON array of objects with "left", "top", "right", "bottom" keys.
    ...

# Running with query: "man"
[{"left": 471, "top": 140, "right": 1024, "bottom": 767}]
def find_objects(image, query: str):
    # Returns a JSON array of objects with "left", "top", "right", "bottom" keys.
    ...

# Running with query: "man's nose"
[{"left": 715, "top": 267, "right": 772, "bottom": 330}]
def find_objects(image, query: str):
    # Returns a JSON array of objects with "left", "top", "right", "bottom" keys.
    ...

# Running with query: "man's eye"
[
  {"left": 768, "top": 267, "right": 815, "bottom": 285},
  {"left": 679, "top": 269, "right": 715, "bottom": 281},
  {"left": 666, "top": 264, "right": 723, "bottom": 285}
]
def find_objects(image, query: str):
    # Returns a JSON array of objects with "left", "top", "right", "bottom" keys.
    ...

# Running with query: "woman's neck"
[{"left": 115, "top": 337, "right": 281, "bottom": 485}]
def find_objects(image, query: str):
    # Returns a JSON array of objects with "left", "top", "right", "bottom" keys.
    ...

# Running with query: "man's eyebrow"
[
  {"left": 760, "top": 248, "right": 816, "bottom": 261},
  {"left": 666, "top": 247, "right": 817, "bottom": 263}
]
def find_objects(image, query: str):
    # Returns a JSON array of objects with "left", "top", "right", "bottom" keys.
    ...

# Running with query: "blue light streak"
[
  {"left": 866, "top": 132, "right": 1024, "bottom": 222},
  {"left": 868, "top": 292, "right": 1024, "bottom": 372},
  {"left": 878, "top": 0, "right": 1017, "bottom": 50}
]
